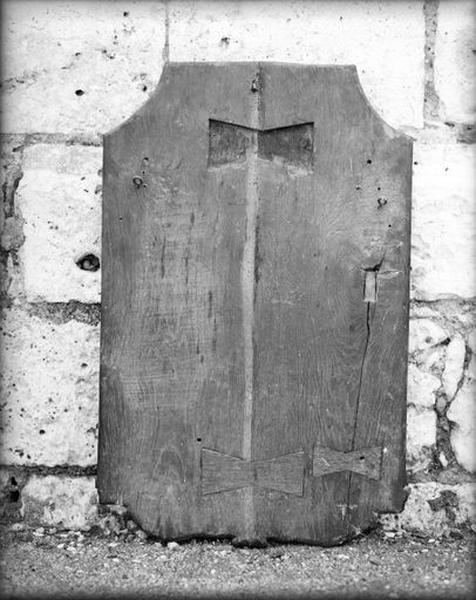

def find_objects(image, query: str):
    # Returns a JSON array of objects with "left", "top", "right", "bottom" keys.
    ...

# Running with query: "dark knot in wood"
[{"left": 132, "top": 175, "right": 145, "bottom": 189}]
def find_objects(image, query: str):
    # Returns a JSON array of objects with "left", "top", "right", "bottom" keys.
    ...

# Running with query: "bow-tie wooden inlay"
[
  {"left": 313, "top": 445, "right": 382, "bottom": 480},
  {"left": 208, "top": 120, "right": 314, "bottom": 170},
  {"left": 201, "top": 449, "right": 305, "bottom": 496}
]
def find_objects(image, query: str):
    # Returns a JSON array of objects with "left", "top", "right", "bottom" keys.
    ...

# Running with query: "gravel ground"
[{"left": 0, "top": 525, "right": 474, "bottom": 599}]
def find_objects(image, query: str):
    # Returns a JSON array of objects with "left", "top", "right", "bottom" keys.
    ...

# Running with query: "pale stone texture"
[
  {"left": 1, "top": 1, "right": 166, "bottom": 134},
  {"left": 447, "top": 347, "right": 476, "bottom": 473},
  {"left": 408, "top": 318, "right": 448, "bottom": 355},
  {"left": 14, "top": 144, "right": 102, "bottom": 303},
  {"left": 442, "top": 335, "right": 466, "bottom": 400},
  {"left": 455, "top": 482, "right": 476, "bottom": 526},
  {"left": 406, "top": 406, "right": 436, "bottom": 473},
  {"left": 413, "top": 345, "right": 446, "bottom": 377},
  {"left": 169, "top": 0, "right": 425, "bottom": 130},
  {"left": 380, "top": 482, "right": 476, "bottom": 534},
  {"left": 0, "top": 307, "right": 99, "bottom": 466},
  {"left": 407, "top": 364, "right": 440, "bottom": 410},
  {"left": 434, "top": 0, "right": 476, "bottom": 124},
  {"left": 411, "top": 143, "right": 476, "bottom": 300},
  {"left": 469, "top": 330, "right": 476, "bottom": 352},
  {"left": 20, "top": 476, "right": 97, "bottom": 530},
  {"left": 0, "top": 469, "right": 11, "bottom": 490}
]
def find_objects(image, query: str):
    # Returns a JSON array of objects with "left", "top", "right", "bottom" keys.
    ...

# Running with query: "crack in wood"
[{"left": 343, "top": 259, "right": 385, "bottom": 529}]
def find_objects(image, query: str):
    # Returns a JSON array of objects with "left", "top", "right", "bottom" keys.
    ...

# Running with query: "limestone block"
[
  {"left": 468, "top": 330, "right": 476, "bottom": 369},
  {"left": 0, "top": 307, "right": 99, "bottom": 466},
  {"left": 380, "top": 482, "right": 476, "bottom": 534},
  {"left": 406, "top": 406, "right": 436, "bottom": 473},
  {"left": 414, "top": 346, "right": 447, "bottom": 378},
  {"left": 1, "top": 0, "right": 166, "bottom": 134},
  {"left": 14, "top": 144, "right": 102, "bottom": 303},
  {"left": 447, "top": 361, "right": 476, "bottom": 473},
  {"left": 434, "top": 0, "right": 476, "bottom": 124},
  {"left": 407, "top": 364, "right": 440, "bottom": 410},
  {"left": 455, "top": 483, "right": 476, "bottom": 527},
  {"left": 169, "top": 0, "right": 425, "bottom": 129},
  {"left": 408, "top": 318, "right": 448, "bottom": 355},
  {"left": 20, "top": 475, "right": 97, "bottom": 530},
  {"left": 442, "top": 335, "right": 466, "bottom": 401},
  {"left": 411, "top": 143, "right": 476, "bottom": 300},
  {"left": 409, "top": 303, "right": 440, "bottom": 321}
]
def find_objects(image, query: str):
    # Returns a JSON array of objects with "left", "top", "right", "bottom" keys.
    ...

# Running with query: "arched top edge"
[
  {"left": 103, "top": 62, "right": 176, "bottom": 140},
  {"left": 103, "top": 62, "right": 413, "bottom": 142},
  {"left": 349, "top": 67, "right": 413, "bottom": 143},
  {"left": 103, "top": 62, "right": 358, "bottom": 140}
]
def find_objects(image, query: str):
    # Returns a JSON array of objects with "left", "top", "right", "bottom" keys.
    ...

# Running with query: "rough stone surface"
[
  {"left": 0, "top": 467, "right": 23, "bottom": 524},
  {"left": 0, "top": 306, "right": 99, "bottom": 466},
  {"left": 1, "top": 0, "right": 166, "bottom": 135},
  {"left": 469, "top": 329, "right": 476, "bottom": 351},
  {"left": 413, "top": 345, "right": 446, "bottom": 378},
  {"left": 406, "top": 406, "right": 437, "bottom": 474},
  {"left": 408, "top": 318, "right": 449, "bottom": 355},
  {"left": 410, "top": 298, "right": 476, "bottom": 333},
  {"left": 447, "top": 348, "right": 476, "bottom": 473},
  {"left": 14, "top": 144, "right": 102, "bottom": 303},
  {"left": 0, "top": 216, "right": 25, "bottom": 253},
  {"left": 442, "top": 335, "right": 466, "bottom": 401},
  {"left": 411, "top": 143, "right": 476, "bottom": 300},
  {"left": 1, "top": 136, "right": 25, "bottom": 302},
  {"left": 20, "top": 475, "right": 97, "bottom": 530},
  {"left": 15, "top": 476, "right": 476, "bottom": 535},
  {"left": 434, "top": 0, "right": 476, "bottom": 124},
  {"left": 379, "top": 482, "right": 476, "bottom": 534},
  {"left": 169, "top": 0, "right": 425, "bottom": 130},
  {"left": 407, "top": 364, "right": 440, "bottom": 410}
]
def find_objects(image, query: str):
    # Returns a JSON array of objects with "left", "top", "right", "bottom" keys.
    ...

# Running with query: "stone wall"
[{"left": 1, "top": 0, "right": 475, "bottom": 535}]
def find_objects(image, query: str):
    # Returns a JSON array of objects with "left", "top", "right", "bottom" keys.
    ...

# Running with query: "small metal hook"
[{"left": 377, "top": 197, "right": 387, "bottom": 209}]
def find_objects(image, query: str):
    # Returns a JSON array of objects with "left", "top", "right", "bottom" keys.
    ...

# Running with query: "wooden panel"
[{"left": 98, "top": 62, "right": 412, "bottom": 545}]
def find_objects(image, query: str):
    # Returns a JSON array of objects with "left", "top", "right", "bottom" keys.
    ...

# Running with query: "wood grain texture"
[
  {"left": 208, "top": 120, "right": 314, "bottom": 170},
  {"left": 98, "top": 62, "right": 412, "bottom": 545},
  {"left": 201, "top": 449, "right": 304, "bottom": 496},
  {"left": 312, "top": 445, "right": 382, "bottom": 480},
  {"left": 253, "top": 64, "right": 411, "bottom": 544}
]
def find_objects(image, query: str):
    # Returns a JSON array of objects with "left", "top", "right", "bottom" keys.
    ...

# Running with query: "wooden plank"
[
  {"left": 98, "top": 62, "right": 412, "bottom": 545},
  {"left": 252, "top": 64, "right": 411, "bottom": 544},
  {"left": 98, "top": 63, "right": 260, "bottom": 538}
]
